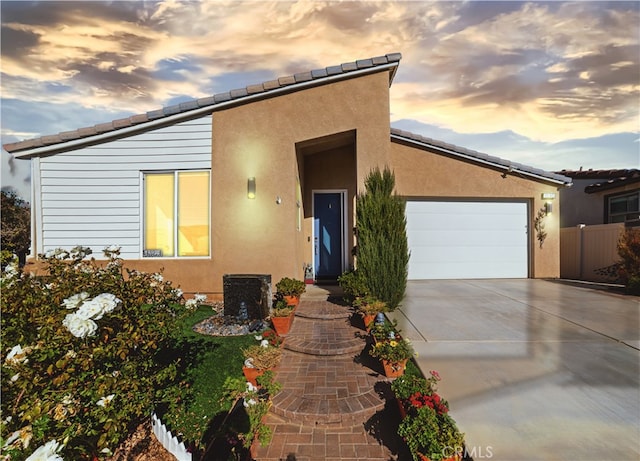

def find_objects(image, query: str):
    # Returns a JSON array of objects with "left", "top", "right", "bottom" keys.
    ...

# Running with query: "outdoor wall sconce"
[
  {"left": 544, "top": 202, "right": 553, "bottom": 215},
  {"left": 247, "top": 177, "right": 256, "bottom": 199}
]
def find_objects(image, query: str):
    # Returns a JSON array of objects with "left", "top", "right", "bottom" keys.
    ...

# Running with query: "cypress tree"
[{"left": 355, "top": 167, "right": 409, "bottom": 310}]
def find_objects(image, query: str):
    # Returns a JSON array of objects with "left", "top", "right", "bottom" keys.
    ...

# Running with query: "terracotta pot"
[
  {"left": 283, "top": 295, "right": 299, "bottom": 307},
  {"left": 242, "top": 367, "right": 265, "bottom": 387},
  {"left": 246, "top": 439, "right": 258, "bottom": 460},
  {"left": 271, "top": 314, "right": 293, "bottom": 336},
  {"left": 419, "top": 454, "right": 460, "bottom": 461},
  {"left": 362, "top": 313, "right": 375, "bottom": 332},
  {"left": 397, "top": 398, "right": 407, "bottom": 419},
  {"left": 382, "top": 358, "right": 407, "bottom": 378}
]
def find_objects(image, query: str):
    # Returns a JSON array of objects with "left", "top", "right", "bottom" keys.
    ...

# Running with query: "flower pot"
[
  {"left": 418, "top": 454, "right": 460, "bottom": 461},
  {"left": 382, "top": 358, "right": 407, "bottom": 378},
  {"left": 362, "top": 313, "right": 375, "bottom": 332},
  {"left": 283, "top": 295, "right": 299, "bottom": 307},
  {"left": 271, "top": 314, "right": 293, "bottom": 336},
  {"left": 246, "top": 438, "right": 258, "bottom": 460},
  {"left": 396, "top": 398, "right": 407, "bottom": 419},
  {"left": 242, "top": 367, "right": 265, "bottom": 387}
]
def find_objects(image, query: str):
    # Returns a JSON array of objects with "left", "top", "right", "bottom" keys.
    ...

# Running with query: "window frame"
[
  {"left": 606, "top": 190, "right": 640, "bottom": 223},
  {"left": 141, "top": 169, "right": 211, "bottom": 259}
]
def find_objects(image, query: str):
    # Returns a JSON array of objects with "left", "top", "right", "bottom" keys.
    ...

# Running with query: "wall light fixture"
[{"left": 247, "top": 177, "right": 256, "bottom": 199}]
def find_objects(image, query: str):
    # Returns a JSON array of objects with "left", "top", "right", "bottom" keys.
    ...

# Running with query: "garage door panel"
[
  {"left": 410, "top": 245, "right": 526, "bottom": 264},
  {"left": 406, "top": 201, "right": 528, "bottom": 279},
  {"left": 410, "top": 261, "right": 526, "bottom": 279},
  {"left": 409, "top": 229, "right": 525, "bottom": 247}
]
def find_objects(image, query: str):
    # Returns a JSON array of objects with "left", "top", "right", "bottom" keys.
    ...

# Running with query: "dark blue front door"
[{"left": 314, "top": 193, "right": 343, "bottom": 279}]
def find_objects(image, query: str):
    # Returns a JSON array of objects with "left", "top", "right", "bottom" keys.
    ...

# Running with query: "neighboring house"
[
  {"left": 555, "top": 169, "right": 639, "bottom": 282},
  {"left": 556, "top": 169, "right": 640, "bottom": 228},
  {"left": 3, "top": 53, "right": 572, "bottom": 297}
]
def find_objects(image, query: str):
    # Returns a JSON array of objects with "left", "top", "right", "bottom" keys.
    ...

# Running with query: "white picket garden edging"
[{"left": 151, "top": 412, "right": 192, "bottom": 461}]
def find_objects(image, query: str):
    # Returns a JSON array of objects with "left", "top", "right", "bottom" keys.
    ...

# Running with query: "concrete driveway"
[{"left": 388, "top": 279, "right": 639, "bottom": 461}]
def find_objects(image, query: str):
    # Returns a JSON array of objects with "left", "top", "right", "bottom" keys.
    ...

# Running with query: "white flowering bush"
[
  {"left": 1, "top": 246, "right": 188, "bottom": 460},
  {"left": 184, "top": 293, "right": 207, "bottom": 310}
]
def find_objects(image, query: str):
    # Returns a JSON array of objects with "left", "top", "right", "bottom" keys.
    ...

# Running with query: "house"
[
  {"left": 555, "top": 169, "right": 639, "bottom": 282},
  {"left": 3, "top": 53, "right": 572, "bottom": 297},
  {"left": 555, "top": 169, "right": 640, "bottom": 228}
]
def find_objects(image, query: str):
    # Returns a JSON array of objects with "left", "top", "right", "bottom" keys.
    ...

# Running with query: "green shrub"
[
  {"left": 0, "top": 191, "right": 30, "bottom": 266},
  {"left": 398, "top": 406, "right": 465, "bottom": 461},
  {"left": 337, "top": 269, "right": 369, "bottom": 304},
  {"left": 355, "top": 167, "right": 409, "bottom": 310},
  {"left": 1, "top": 246, "right": 187, "bottom": 460},
  {"left": 617, "top": 227, "right": 640, "bottom": 294},
  {"left": 275, "top": 277, "right": 306, "bottom": 297},
  {"left": 221, "top": 370, "right": 281, "bottom": 449}
]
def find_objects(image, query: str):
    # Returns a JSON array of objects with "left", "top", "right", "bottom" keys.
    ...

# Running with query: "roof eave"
[
  {"left": 390, "top": 132, "right": 572, "bottom": 187},
  {"left": 585, "top": 177, "right": 640, "bottom": 194},
  {"left": 9, "top": 61, "right": 401, "bottom": 159}
]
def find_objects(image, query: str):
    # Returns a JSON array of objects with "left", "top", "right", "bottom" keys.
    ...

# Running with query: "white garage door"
[{"left": 406, "top": 201, "right": 529, "bottom": 279}]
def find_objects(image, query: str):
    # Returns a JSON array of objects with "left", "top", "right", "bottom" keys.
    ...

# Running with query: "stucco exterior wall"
[
  {"left": 147, "top": 71, "right": 392, "bottom": 296},
  {"left": 24, "top": 71, "right": 393, "bottom": 298},
  {"left": 390, "top": 141, "right": 563, "bottom": 278},
  {"left": 559, "top": 178, "right": 604, "bottom": 227}
]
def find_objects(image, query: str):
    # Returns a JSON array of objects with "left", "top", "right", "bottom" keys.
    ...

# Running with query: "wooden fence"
[{"left": 560, "top": 223, "right": 624, "bottom": 282}]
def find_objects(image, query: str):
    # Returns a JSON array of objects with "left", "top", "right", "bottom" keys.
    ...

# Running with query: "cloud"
[
  {"left": 392, "top": 118, "right": 640, "bottom": 172},
  {"left": 390, "top": 2, "right": 640, "bottom": 142},
  {"left": 0, "top": 1, "right": 638, "bottom": 144}
]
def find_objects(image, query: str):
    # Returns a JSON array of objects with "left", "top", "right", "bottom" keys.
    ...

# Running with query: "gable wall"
[
  {"left": 207, "top": 71, "right": 391, "bottom": 292},
  {"left": 390, "top": 141, "right": 562, "bottom": 278}
]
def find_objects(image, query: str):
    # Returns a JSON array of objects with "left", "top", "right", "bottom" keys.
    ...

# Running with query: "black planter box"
[{"left": 223, "top": 274, "right": 271, "bottom": 320}]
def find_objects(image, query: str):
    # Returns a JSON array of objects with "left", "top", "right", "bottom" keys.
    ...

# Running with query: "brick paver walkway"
[{"left": 254, "top": 295, "right": 407, "bottom": 461}]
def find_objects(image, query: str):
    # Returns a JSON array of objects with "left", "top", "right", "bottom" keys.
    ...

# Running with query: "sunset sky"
[{"left": 2, "top": 1, "right": 639, "bottom": 201}]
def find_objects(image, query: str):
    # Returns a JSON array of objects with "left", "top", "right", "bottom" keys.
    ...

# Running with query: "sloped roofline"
[
  {"left": 583, "top": 170, "right": 640, "bottom": 193},
  {"left": 555, "top": 168, "right": 639, "bottom": 180},
  {"left": 390, "top": 128, "right": 572, "bottom": 187},
  {"left": 6, "top": 53, "right": 402, "bottom": 158}
]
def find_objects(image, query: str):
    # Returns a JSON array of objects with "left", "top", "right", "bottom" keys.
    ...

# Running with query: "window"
[
  {"left": 608, "top": 191, "right": 640, "bottom": 223},
  {"left": 143, "top": 170, "right": 210, "bottom": 257}
]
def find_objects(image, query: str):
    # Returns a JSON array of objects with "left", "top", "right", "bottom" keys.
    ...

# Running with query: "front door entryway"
[{"left": 313, "top": 192, "right": 346, "bottom": 280}]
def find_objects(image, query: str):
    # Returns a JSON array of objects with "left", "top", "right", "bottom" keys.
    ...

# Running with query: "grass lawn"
[
  {"left": 158, "top": 305, "right": 257, "bottom": 450},
  {"left": 154, "top": 306, "right": 425, "bottom": 457}
]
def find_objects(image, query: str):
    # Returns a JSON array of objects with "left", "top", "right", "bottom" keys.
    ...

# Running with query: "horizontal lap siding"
[{"left": 39, "top": 116, "right": 212, "bottom": 259}]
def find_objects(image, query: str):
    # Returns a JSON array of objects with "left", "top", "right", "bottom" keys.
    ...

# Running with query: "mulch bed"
[{"left": 109, "top": 420, "right": 176, "bottom": 461}]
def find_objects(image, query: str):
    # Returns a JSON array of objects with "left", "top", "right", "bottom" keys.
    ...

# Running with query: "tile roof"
[
  {"left": 4, "top": 53, "right": 402, "bottom": 157},
  {"left": 583, "top": 170, "right": 640, "bottom": 193},
  {"left": 390, "top": 128, "right": 572, "bottom": 186},
  {"left": 555, "top": 169, "right": 639, "bottom": 180}
]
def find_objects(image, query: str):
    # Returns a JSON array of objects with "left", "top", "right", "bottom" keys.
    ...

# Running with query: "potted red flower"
[{"left": 393, "top": 370, "right": 465, "bottom": 461}]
